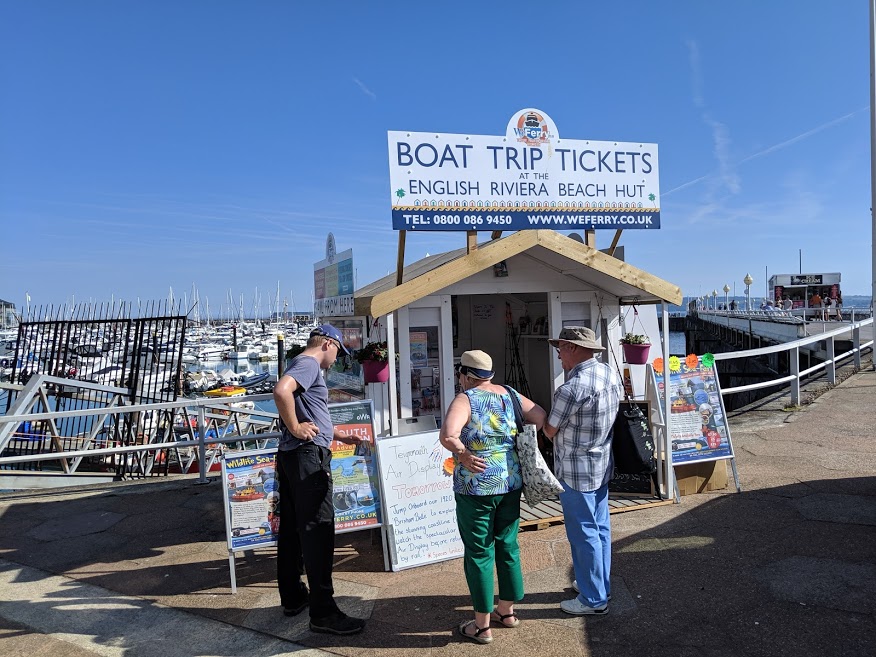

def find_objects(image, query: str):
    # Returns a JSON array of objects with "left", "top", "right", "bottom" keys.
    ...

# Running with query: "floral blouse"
[{"left": 453, "top": 388, "right": 522, "bottom": 495}]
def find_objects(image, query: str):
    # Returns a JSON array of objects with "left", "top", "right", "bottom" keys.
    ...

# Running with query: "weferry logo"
[{"left": 514, "top": 110, "right": 553, "bottom": 146}]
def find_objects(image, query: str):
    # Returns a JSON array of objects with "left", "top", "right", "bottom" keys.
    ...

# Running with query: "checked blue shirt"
[{"left": 548, "top": 358, "right": 622, "bottom": 492}]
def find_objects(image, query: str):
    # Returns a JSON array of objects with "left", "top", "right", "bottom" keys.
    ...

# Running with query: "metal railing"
[
  {"left": 0, "top": 374, "right": 282, "bottom": 483},
  {"left": 697, "top": 306, "right": 872, "bottom": 324},
  {"left": 709, "top": 316, "right": 873, "bottom": 405}
]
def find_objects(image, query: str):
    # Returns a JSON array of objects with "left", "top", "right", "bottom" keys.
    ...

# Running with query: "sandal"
[
  {"left": 458, "top": 619, "right": 493, "bottom": 644},
  {"left": 490, "top": 609, "right": 520, "bottom": 628}
]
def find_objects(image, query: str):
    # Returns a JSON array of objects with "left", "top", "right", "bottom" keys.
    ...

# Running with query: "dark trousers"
[{"left": 276, "top": 443, "right": 339, "bottom": 618}]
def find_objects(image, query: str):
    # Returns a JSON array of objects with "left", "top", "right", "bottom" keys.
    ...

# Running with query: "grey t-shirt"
[{"left": 278, "top": 355, "right": 334, "bottom": 451}]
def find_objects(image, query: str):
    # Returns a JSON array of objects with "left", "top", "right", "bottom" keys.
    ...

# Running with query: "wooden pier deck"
[{"left": 519, "top": 493, "right": 673, "bottom": 530}]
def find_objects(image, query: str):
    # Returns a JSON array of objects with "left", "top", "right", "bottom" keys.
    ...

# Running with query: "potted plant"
[
  {"left": 620, "top": 333, "right": 651, "bottom": 364},
  {"left": 355, "top": 341, "right": 392, "bottom": 383}
]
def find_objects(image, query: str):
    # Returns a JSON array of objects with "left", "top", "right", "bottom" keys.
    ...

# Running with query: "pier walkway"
[{"left": 1, "top": 365, "right": 874, "bottom": 656}]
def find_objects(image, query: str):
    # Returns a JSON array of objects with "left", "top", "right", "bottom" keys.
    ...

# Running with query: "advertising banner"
[
  {"left": 221, "top": 449, "right": 280, "bottom": 552},
  {"left": 314, "top": 233, "right": 354, "bottom": 316},
  {"left": 221, "top": 401, "right": 382, "bottom": 552},
  {"left": 328, "top": 400, "right": 383, "bottom": 532},
  {"left": 388, "top": 108, "right": 660, "bottom": 232},
  {"left": 654, "top": 355, "right": 735, "bottom": 466}
]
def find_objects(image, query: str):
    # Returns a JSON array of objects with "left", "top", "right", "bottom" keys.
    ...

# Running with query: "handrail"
[
  {"left": 0, "top": 376, "right": 283, "bottom": 483},
  {"left": 709, "top": 317, "right": 872, "bottom": 360},
  {"left": 697, "top": 316, "right": 873, "bottom": 404}
]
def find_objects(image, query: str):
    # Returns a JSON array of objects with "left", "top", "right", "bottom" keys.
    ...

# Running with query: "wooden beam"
[
  {"left": 585, "top": 230, "right": 596, "bottom": 248},
  {"left": 536, "top": 231, "right": 683, "bottom": 304},
  {"left": 368, "top": 228, "right": 682, "bottom": 317},
  {"left": 607, "top": 229, "right": 623, "bottom": 256},
  {"left": 466, "top": 230, "right": 478, "bottom": 253},
  {"left": 396, "top": 230, "right": 406, "bottom": 286},
  {"left": 370, "top": 231, "right": 538, "bottom": 317},
  {"left": 491, "top": 230, "right": 503, "bottom": 240}
]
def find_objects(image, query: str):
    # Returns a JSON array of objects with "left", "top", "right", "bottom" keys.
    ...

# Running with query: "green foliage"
[
  {"left": 620, "top": 333, "right": 649, "bottom": 345},
  {"left": 354, "top": 341, "right": 392, "bottom": 363}
]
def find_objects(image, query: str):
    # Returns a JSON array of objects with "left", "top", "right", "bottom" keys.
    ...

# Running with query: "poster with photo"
[
  {"left": 654, "top": 354, "right": 735, "bottom": 465},
  {"left": 221, "top": 401, "right": 381, "bottom": 555},
  {"left": 328, "top": 400, "right": 383, "bottom": 532},
  {"left": 409, "top": 331, "right": 428, "bottom": 368},
  {"left": 221, "top": 449, "right": 280, "bottom": 552}
]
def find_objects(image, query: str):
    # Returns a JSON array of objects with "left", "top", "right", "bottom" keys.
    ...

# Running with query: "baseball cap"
[{"left": 310, "top": 324, "right": 349, "bottom": 355}]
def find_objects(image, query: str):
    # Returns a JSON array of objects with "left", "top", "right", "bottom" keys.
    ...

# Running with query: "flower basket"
[
  {"left": 362, "top": 359, "right": 390, "bottom": 384},
  {"left": 622, "top": 343, "right": 651, "bottom": 365}
]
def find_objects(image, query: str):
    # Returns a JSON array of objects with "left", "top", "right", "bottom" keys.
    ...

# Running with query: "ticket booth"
[{"left": 349, "top": 231, "right": 681, "bottom": 445}]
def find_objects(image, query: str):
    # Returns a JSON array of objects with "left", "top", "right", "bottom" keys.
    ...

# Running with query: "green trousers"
[{"left": 454, "top": 489, "right": 524, "bottom": 612}]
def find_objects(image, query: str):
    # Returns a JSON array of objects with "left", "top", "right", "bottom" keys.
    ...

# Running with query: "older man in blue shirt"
[{"left": 543, "top": 326, "right": 622, "bottom": 615}]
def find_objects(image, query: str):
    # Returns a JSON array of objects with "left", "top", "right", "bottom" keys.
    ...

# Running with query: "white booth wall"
[{"left": 361, "top": 250, "right": 646, "bottom": 435}]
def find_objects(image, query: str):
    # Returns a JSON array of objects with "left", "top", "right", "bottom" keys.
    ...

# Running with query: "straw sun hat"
[{"left": 457, "top": 350, "right": 495, "bottom": 380}]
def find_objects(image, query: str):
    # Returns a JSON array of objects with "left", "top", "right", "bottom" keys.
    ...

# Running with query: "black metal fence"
[{"left": 2, "top": 301, "right": 187, "bottom": 476}]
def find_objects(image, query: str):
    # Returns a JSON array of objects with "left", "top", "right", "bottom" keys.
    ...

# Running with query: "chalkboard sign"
[
  {"left": 376, "top": 429, "right": 464, "bottom": 571},
  {"left": 609, "top": 470, "right": 653, "bottom": 494},
  {"left": 609, "top": 400, "right": 655, "bottom": 495}
]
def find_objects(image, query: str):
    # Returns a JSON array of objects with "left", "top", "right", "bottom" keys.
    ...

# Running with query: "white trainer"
[{"left": 560, "top": 596, "right": 608, "bottom": 615}]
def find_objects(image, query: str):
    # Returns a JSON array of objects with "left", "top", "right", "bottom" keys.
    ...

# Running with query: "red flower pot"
[
  {"left": 362, "top": 360, "right": 389, "bottom": 383},
  {"left": 622, "top": 343, "right": 651, "bottom": 365}
]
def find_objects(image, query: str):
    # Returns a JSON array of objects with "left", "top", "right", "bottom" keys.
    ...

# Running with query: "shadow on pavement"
[{"left": 0, "top": 473, "right": 874, "bottom": 655}]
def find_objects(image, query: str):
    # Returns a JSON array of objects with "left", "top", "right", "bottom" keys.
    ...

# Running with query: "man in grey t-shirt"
[{"left": 273, "top": 324, "right": 364, "bottom": 635}]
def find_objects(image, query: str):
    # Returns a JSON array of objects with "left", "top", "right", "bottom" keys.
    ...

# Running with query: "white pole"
[
  {"left": 870, "top": 0, "right": 876, "bottom": 369},
  {"left": 662, "top": 304, "right": 674, "bottom": 499}
]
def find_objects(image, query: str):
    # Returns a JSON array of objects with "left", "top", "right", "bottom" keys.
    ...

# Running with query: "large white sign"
[
  {"left": 388, "top": 108, "right": 660, "bottom": 232},
  {"left": 376, "top": 430, "right": 464, "bottom": 571}
]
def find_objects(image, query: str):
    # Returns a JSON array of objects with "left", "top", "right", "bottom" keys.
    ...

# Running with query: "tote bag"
[{"left": 504, "top": 386, "right": 564, "bottom": 507}]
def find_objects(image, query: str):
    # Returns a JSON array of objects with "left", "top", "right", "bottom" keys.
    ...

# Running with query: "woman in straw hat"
[{"left": 439, "top": 350, "right": 546, "bottom": 644}]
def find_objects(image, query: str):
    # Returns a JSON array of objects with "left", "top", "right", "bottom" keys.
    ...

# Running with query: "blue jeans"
[{"left": 559, "top": 481, "right": 611, "bottom": 607}]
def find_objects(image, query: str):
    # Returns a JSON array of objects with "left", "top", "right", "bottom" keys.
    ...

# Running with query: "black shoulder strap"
[{"left": 502, "top": 385, "right": 525, "bottom": 433}]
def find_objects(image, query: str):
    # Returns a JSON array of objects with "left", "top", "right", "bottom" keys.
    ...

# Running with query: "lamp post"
[
  {"left": 712, "top": 289, "right": 718, "bottom": 310},
  {"left": 723, "top": 284, "right": 730, "bottom": 310},
  {"left": 743, "top": 273, "right": 754, "bottom": 311}
]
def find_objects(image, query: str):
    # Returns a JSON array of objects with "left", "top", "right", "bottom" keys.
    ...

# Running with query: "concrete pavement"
[{"left": 1, "top": 366, "right": 874, "bottom": 656}]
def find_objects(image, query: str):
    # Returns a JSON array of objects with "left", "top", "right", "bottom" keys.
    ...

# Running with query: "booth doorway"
[{"left": 451, "top": 293, "right": 554, "bottom": 414}]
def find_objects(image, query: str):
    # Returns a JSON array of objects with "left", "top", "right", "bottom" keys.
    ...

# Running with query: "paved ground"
[{"left": 1, "top": 366, "right": 874, "bottom": 656}]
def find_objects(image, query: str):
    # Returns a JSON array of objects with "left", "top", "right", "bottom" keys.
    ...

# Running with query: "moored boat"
[{"left": 203, "top": 385, "right": 246, "bottom": 398}]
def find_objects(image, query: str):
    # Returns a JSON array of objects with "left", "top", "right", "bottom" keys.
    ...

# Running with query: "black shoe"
[
  {"left": 283, "top": 599, "right": 309, "bottom": 617},
  {"left": 309, "top": 611, "right": 366, "bottom": 635},
  {"left": 282, "top": 586, "right": 309, "bottom": 617}
]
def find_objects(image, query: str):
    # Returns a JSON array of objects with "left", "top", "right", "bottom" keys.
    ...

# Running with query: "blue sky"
[{"left": 1, "top": 1, "right": 872, "bottom": 316}]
